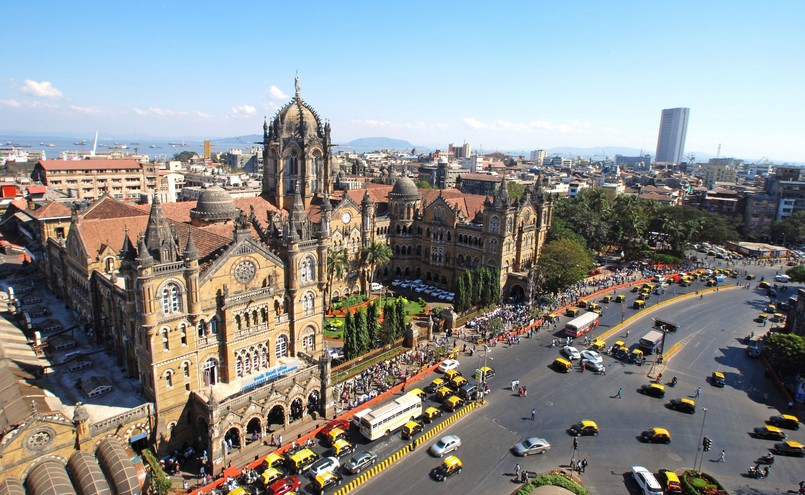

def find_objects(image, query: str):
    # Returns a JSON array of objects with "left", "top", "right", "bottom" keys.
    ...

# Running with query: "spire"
[
  {"left": 494, "top": 175, "right": 510, "bottom": 207},
  {"left": 321, "top": 194, "right": 332, "bottom": 212},
  {"left": 136, "top": 235, "right": 153, "bottom": 267},
  {"left": 184, "top": 234, "right": 198, "bottom": 260},
  {"left": 361, "top": 188, "right": 372, "bottom": 207},
  {"left": 120, "top": 227, "right": 136, "bottom": 262},
  {"left": 144, "top": 193, "right": 178, "bottom": 262},
  {"left": 263, "top": 116, "right": 268, "bottom": 137},
  {"left": 295, "top": 73, "right": 301, "bottom": 100}
]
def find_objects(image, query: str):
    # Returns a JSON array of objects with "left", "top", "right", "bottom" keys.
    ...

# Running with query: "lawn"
[{"left": 323, "top": 297, "right": 427, "bottom": 340}]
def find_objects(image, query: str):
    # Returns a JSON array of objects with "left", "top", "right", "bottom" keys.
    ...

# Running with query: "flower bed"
[
  {"left": 514, "top": 470, "right": 589, "bottom": 495},
  {"left": 681, "top": 470, "right": 728, "bottom": 495}
]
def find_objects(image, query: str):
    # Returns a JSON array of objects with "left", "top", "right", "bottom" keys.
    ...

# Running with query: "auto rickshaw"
[
  {"left": 577, "top": 299, "right": 589, "bottom": 308},
  {"left": 443, "top": 395, "right": 465, "bottom": 412},
  {"left": 590, "top": 339, "right": 606, "bottom": 351},
  {"left": 611, "top": 340, "right": 625, "bottom": 352},
  {"left": 423, "top": 406, "right": 443, "bottom": 423},
  {"left": 633, "top": 299, "right": 646, "bottom": 309},
  {"left": 602, "top": 295, "right": 612, "bottom": 303},
  {"left": 746, "top": 274, "right": 756, "bottom": 280},
  {"left": 615, "top": 294, "right": 626, "bottom": 303},
  {"left": 771, "top": 313, "right": 785, "bottom": 323},
  {"left": 426, "top": 377, "right": 446, "bottom": 393},
  {"left": 756, "top": 313, "right": 768, "bottom": 323},
  {"left": 331, "top": 438, "right": 355, "bottom": 457},
  {"left": 326, "top": 427, "right": 347, "bottom": 447},
  {"left": 765, "top": 304, "right": 777, "bottom": 312},
  {"left": 566, "top": 307, "right": 580, "bottom": 317},
  {"left": 401, "top": 420, "right": 423, "bottom": 440},
  {"left": 444, "top": 369, "right": 462, "bottom": 382},
  {"left": 629, "top": 348, "right": 644, "bottom": 364},
  {"left": 449, "top": 375, "right": 468, "bottom": 390},
  {"left": 476, "top": 366, "right": 495, "bottom": 380},
  {"left": 588, "top": 302, "right": 602, "bottom": 313},
  {"left": 711, "top": 371, "right": 726, "bottom": 387},
  {"left": 407, "top": 387, "right": 427, "bottom": 399}
]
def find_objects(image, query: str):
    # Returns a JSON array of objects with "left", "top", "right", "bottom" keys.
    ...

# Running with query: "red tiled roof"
[
  {"left": 38, "top": 159, "right": 142, "bottom": 171},
  {"left": 29, "top": 201, "right": 71, "bottom": 219},
  {"left": 459, "top": 173, "right": 502, "bottom": 183},
  {"left": 26, "top": 185, "right": 47, "bottom": 194},
  {"left": 81, "top": 196, "right": 148, "bottom": 220}
]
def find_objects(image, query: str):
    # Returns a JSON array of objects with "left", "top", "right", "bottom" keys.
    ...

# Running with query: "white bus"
[
  {"left": 358, "top": 393, "right": 423, "bottom": 441},
  {"left": 564, "top": 311, "right": 600, "bottom": 338}
]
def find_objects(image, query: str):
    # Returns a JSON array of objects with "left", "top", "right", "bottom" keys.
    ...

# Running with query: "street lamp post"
[
  {"left": 694, "top": 407, "right": 708, "bottom": 472},
  {"left": 478, "top": 346, "right": 491, "bottom": 403}
]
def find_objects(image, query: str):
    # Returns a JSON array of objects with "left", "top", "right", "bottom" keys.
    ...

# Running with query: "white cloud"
[
  {"left": 195, "top": 111, "right": 211, "bottom": 119},
  {"left": 21, "top": 80, "right": 63, "bottom": 98},
  {"left": 133, "top": 108, "right": 148, "bottom": 116},
  {"left": 0, "top": 99, "right": 22, "bottom": 108},
  {"left": 229, "top": 105, "right": 257, "bottom": 117},
  {"left": 69, "top": 104, "right": 101, "bottom": 114},
  {"left": 352, "top": 118, "right": 392, "bottom": 128},
  {"left": 268, "top": 85, "right": 288, "bottom": 100},
  {"left": 132, "top": 107, "right": 186, "bottom": 117},
  {"left": 463, "top": 117, "right": 490, "bottom": 130}
]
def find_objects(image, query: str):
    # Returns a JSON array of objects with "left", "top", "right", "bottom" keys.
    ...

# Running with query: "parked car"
[{"left": 631, "top": 466, "right": 663, "bottom": 495}]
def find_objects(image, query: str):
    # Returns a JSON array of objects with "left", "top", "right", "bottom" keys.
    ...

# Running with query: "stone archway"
[
  {"left": 224, "top": 427, "right": 241, "bottom": 450},
  {"left": 306, "top": 389, "right": 321, "bottom": 419},
  {"left": 509, "top": 284, "right": 526, "bottom": 303},
  {"left": 245, "top": 417, "right": 262, "bottom": 446},
  {"left": 266, "top": 404, "right": 285, "bottom": 432},
  {"left": 289, "top": 397, "right": 304, "bottom": 423}
]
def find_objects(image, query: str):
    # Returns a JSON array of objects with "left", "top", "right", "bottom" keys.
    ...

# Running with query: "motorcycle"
[
  {"left": 747, "top": 465, "right": 770, "bottom": 479},
  {"left": 757, "top": 452, "right": 775, "bottom": 465},
  {"left": 670, "top": 376, "right": 678, "bottom": 387}
]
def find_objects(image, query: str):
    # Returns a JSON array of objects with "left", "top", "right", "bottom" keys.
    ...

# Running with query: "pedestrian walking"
[
  {"left": 602, "top": 365, "right": 606, "bottom": 375},
  {"left": 719, "top": 450, "right": 726, "bottom": 462},
  {"left": 515, "top": 463, "right": 521, "bottom": 476},
  {"left": 531, "top": 408, "right": 536, "bottom": 421},
  {"left": 581, "top": 458, "right": 588, "bottom": 473},
  {"left": 277, "top": 434, "right": 283, "bottom": 447},
  {"left": 616, "top": 387, "right": 622, "bottom": 398},
  {"left": 695, "top": 387, "right": 701, "bottom": 398}
]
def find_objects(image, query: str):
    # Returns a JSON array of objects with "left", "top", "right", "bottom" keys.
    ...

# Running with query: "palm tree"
[
  {"left": 361, "top": 241, "right": 392, "bottom": 295},
  {"left": 325, "top": 247, "right": 349, "bottom": 309}
]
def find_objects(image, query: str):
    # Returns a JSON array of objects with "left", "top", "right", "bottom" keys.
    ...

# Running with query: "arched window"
[
  {"left": 161, "top": 328, "right": 169, "bottom": 350},
  {"left": 203, "top": 358, "right": 218, "bottom": 386},
  {"left": 180, "top": 323, "right": 187, "bottom": 345},
  {"left": 165, "top": 370, "right": 173, "bottom": 388},
  {"left": 161, "top": 283, "right": 182, "bottom": 314},
  {"left": 260, "top": 347, "right": 268, "bottom": 368},
  {"left": 236, "top": 356, "right": 243, "bottom": 377},
  {"left": 253, "top": 350, "right": 259, "bottom": 371},
  {"left": 209, "top": 319, "right": 218, "bottom": 334},
  {"left": 490, "top": 216, "right": 500, "bottom": 234},
  {"left": 302, "top": 333, "right": 315, "bottom": 352},
  {"left": 183, "top": 362, "right": 190, "bottom": 377},
  {"left": 244, "top": 353, "right": 251, "bottom": 375},
  {"left": 275, "top": 335, "right": 288, "bottom": 359},
  {"left": 300, "top": 259, "right": 308, "bottom": 283},
  {"left": 197, "top": 320, "right": 206, "bottom": 337}
]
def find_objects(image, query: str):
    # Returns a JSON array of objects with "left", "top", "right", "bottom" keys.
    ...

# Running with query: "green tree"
[
  {"left": 786, "top": 265, "right": 805, "bottom": 283},
  {"left": 472, "top": 269, "right": 484, "bottom": 307},
  {"left": 463, "top": 271, "right": 475, "bottom": 309},
  {"left": 536, "top": 238, "right": 594, "bottom": 294},
  {"left": 763, "top": 333, "right": 805, "bottom": 377},
  {"left": 414, "top": 180, "right": 434, "bottom": 189},
  {"left": 547, "top": 217, "right": 588, "bottom": 247},
  {"left": 325, "top": 247, "right": 349, "bottom": 308},
  {"left": 455, "top": 276, "right": 466, "bottom": 313},
  {"left": 491, "top": 268, "right": 501, "bottom": 304},
  {"left": 366, "top": 301, "right": 380, "bottom": 347},
  {"left": 772, "top": 211, "right": 805, "bottom": 244},
  {"left": 479, "top": 267, "right": 493, "bottom": 306},
  {"left": 353, "top": 309, "right": 369, "bottom": 356},
  {"left": 362, "top": 241, "right": 392, "bottom": 295},
  {"left": 343, "top": 311, "right": 355, "bottom": 360},
  {"left": 394, "top": 298, "right": 407, "bottom": 341},
  {"left": 380, "top": 301, "right": 397, "bottom": 345},
  {"left": 507, "top": 181, "right": 526, "bottom": 202},
  {"left": 173, "top": 150, "right": 198, "bottom": 162}
]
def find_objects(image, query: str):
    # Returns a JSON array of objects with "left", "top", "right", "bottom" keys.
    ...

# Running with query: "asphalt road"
[{"left": 357, "top": 260, "right": 804, "bottom": 495}]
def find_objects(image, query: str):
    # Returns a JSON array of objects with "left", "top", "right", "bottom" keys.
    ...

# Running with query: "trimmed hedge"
[
  {"left": 142, "top": 448, "right": 172, "bottom": 495},
  {"left": 515, "top": 472, "right": 590, "bottom": 495},
  {"left": 681, "top": 470, "right": 727, "bottom": 495}
]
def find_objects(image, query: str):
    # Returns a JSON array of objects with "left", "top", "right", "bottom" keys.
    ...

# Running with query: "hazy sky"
[{"left": 2, "top": 1, "right": 803, "bottom": 161}]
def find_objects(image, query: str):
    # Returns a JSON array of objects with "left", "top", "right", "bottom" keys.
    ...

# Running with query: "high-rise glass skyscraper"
[{"left": 655, "top": 107, "right": 689, "bottom": 164}]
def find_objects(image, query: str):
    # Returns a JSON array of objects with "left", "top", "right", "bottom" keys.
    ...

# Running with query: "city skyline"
[{"left": 1, "top": 1, "right": 804, "bottom": 162}]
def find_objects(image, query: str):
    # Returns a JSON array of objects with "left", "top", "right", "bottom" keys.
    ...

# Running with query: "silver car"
[
  {"left": 429, "top": 435, "right": 461, "bottom": 457},
  {"left": 512, "top": 437, "right": 551, "bottom": 456}
]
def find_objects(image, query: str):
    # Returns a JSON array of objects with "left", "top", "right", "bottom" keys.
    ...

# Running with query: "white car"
[
  {"left": 580, "top": 350, "right": 602, "bottom": 363},
  {"left": 775, "top": 274, "right": 790, "bottom": 283},
  {"left": 562, "top": 346, "right": 581, "bottom": 360},
  {"left": 308, "top": 456, "right": 340, "bottom": 479},
  {"left": 438, "top": 359, "right": 460, "bottom": 373},
  {"left": 429, "top": 435, "right": 461, "bottom": 457},
  {"left": 631, "top": 466, "right": 663, "bottom": 495},
  {"left": 391, "top": 279, "right": 402, "bottom": 286},
  {"left": 370, "top": 282, "right": 383, "bottom": 291}
]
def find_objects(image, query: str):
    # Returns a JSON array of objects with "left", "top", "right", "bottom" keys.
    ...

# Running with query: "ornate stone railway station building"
[{"left": 6, "top": 78, "right": 551, "bottom": 479}]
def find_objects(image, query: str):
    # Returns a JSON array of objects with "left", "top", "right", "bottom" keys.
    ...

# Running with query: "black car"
[
  {"left": 753, "top": 425, "right": 787, "bottom": 440},
  {"left": 667, "top": 398, "right": 696, "bottom": 414},
  {"left": 343, "top": 451, "right": 377, "bottom": 475}
]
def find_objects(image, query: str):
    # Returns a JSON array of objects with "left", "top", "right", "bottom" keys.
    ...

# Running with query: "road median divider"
[{"left": 333, "top": 400, "right": 484, "bottom": 495}]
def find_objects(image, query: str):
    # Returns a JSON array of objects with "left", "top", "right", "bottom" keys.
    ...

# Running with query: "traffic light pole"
[{"left": 694, "top": 407, "right": 708, "bottom": 472}]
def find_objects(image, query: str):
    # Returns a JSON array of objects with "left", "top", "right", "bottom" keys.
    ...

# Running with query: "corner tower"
[{"left": 262, "top": 75, "right": 332, "bottom": 210}]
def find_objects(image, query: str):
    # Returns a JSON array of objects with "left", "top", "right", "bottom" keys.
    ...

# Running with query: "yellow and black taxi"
[
  {"left": 711, "top": 371, "right": 726, "bottom": 387},
  {"left": 629, "top": 348, "right": 644, "bottom": 363},
  {"left": 758, "top": 281, "right": 771, "bottom": 289},
  {"left": 633, "top": 299, "right": 646, "bottom": 309},
  {"left": 613, "top": 345, "right": 630, "bottom": 361},
  {"left": 407, "top": 387, "right": 427, "bottom": 399},
  {"left": 615, "top": 294, "right": 626, "bottom": 303},
  {"left": 588, "top": 302, "right": 603, "bottom": 313},
  {"left": 552, "top": 357, "right": 572, "bottom": 373},
  {"left": 444, "top": 369, "right": 463, "bottom": 382},
  {"left": 658, "top": 469, "right": 682, "bottom": 494},
  {"left": 755, "top": 313, "right": 768, "bottom": 323},
  {"left": 476, "top": 366, "right": 495, "bottom": 380},
  {"left": 753, "top": 425, "right": 787, "bottom": 440},
  {"left": 259, "top": 467, "right": 284, "bottom": 487},
  {"left": 641, "top": 427, "right": 672, "bottom": 443},
  {"left": 286, "top": 448, "right": 319, "bottom": 474},
  {"left": 401, "top": 420, "right": 424, "bottom": 440},
  {"left": 611, "top": 340, "right": 625, "bottom": 352},
  {"left": 262, "top": 452, "right": 286, "bottom": 471},
  {"left": 770, "top": 313, "right": 785, "bottom": 323},
  {"left": 443, "top": 395, "right": 465, "bottom": 412},
  {"left": 227, "top": 488, "right": 247, "bottom": 495},
  {"left": 774, "top": 440, "right": 805, "bottom": 457},
  {"left": 640, "top": 383, "right": 666, "bottom": 398},
  {"left": 768, "top": 414, "right": 800, "bottom": 430},
  {"left": 746, "top": 273, "right": 756, "bottom": 280},
  {"left": 449, "top": 375, "right": 469, "bottom": 390},
  {"left": 602, "top": 295, "right": 613, "bottom": 303},
  {"left": 423, "top": 406, "right": 443, "bottom": 423},
  {"left": 566, "top": 307, "right": 581, "bottom": 317},
  {"left": 430, "top": 455, "right": 462, "bottom": 481},
  {"left": 312, "top": 470, "right": 343, "bottom": 494},
  {"left": 590, "top": 339, "right": 606, "bottom": 351},
  {"left": 426, "top": 377, "right": 446, "bottom": 393},
  {"left": 764, "top": 304, "right": 777, "bottom": 313},
  {"left": 435, "top": 386, "right": 454, "bottom": 402},
  {"left": 325, "top": 427, "right": 347, "bottom": 447},
  {"left": 667, "top": 398, "right": 696, "bottom": 414},
  {"left": 331, "top": 438, "right": 355, "bottom": 457},
  {"left": 705, "top": 278, "right": 718, "bottom": 287},
  {"left": 569, "top": 420, "right": 599, "bottom": 436},
  {"left": 577, "top": 299, "right": 589, "bottom": 308}
]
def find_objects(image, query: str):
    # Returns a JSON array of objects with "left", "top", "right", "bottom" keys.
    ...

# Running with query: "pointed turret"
[
  {"left": 184, "top": 234, "right": 198, "bottom": 260},
  {"left": 361, "top": 188, "right": 372, "bottom": 207},
  {"left": 136, "top": 236, "right": 153, "bottom": 267},
  {"left": 120, "top": 227, "right": 136, "bottom": 262},
  {"left": 494, "top": 175, "right": 510, "bottom": 207},
  {"left": 144, "top": 193, "right": 179, "bottom": 262}
]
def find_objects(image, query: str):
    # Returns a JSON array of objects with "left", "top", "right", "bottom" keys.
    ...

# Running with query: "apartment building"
[{"left": 31, "top": 159, "right": 158, "bottom": 200}]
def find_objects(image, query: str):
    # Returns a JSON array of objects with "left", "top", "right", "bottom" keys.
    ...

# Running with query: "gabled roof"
[
  {"left": 37, "top": 159, "right": 141, "bottom": 172},
  {"left": 26, "top": 185, "right": 47, "bottom": 195},
  {"left": 81, "top": 195, "right": 147, "bottom": 220},
  {"left": 28, "top": 201, "right": 71, "bottom": 220},
  {"left": 459, "top": 173, "right": 502, "bottom": 183},
  {"left": 0, "top": 336, "right": 51, "bottom": 432}
]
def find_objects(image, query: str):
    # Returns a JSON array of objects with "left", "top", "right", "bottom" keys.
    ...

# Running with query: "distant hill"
[{"left": 339, "top": 137, "right": 419, "bottom": 152}]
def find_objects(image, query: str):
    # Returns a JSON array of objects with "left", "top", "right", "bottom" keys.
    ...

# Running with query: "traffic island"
[
  {"left": 681, "top": 470, "right": 728, "bottom": 495},
  {"left": 512, "top": 469, "right": 590, "bottom": 495}
]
